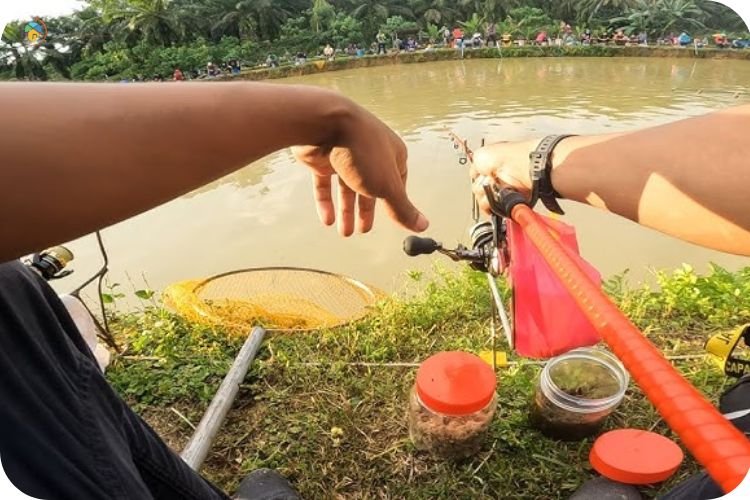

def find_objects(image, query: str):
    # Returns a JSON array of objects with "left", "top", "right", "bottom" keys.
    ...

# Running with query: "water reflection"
[{"left": 54, "top": 58, "right": 750, "bottom": 299}]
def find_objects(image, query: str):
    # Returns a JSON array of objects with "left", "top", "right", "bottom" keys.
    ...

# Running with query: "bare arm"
[
  {"left": 0, "top": 82, "right": 428, "bottom": 262},
  {"left": 473, "top": 105, "right": 750, "bottom": 255}
]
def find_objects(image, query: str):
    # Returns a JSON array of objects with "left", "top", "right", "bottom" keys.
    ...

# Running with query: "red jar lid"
[
  {"left": 416, "top": 351, "right": 497, "bottom": 416},
  {"left": 590, "top": 429, "right": 684, "bottom": 485}
]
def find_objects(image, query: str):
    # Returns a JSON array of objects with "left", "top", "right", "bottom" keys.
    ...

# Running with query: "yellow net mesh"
[{"left": 162, "top": 268, "right": 381, "bottom": 334}]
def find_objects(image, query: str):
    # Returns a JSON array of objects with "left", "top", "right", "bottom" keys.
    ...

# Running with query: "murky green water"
[{"left": 57, "top": 58, "right": 750, "bottom": 298}]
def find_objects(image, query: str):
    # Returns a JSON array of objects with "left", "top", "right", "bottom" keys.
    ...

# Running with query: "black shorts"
[{"left": 0, "top": 261, "right": 227, "bottom": 499}]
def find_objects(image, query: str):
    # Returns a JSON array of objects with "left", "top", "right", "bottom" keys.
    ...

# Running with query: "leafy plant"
[
  {"left": 459, "top": 13, "right": 486, "bottom": 36},
  {"left": 610, "top": 0, "right": 707, "bottom": 37}
]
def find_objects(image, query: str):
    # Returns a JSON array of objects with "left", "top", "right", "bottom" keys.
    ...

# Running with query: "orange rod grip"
[{"left": 511, "top": 204, "right": 750, "bottom": 493}]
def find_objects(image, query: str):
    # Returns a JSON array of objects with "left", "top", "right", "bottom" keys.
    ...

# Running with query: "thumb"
[
  {"left": 472, "top": 143, "right": 507, "bottom": 177},
  {"left": 382, "top": 187, "right": 429, "bottom": 233}
]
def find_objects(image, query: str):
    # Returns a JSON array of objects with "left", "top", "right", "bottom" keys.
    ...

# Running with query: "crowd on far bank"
[
  {"left": 261, "top": 22, "right": 750, "bottom": 68},
  {"left": 116, "top": 21, "right": 750, "bottom": 83}
]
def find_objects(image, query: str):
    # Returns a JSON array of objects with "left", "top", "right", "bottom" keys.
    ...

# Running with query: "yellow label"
[
  {"left": 478, "top": 350, "right": 508, "bottom": 368},
  {"left": 705, "top": 325, "right": 750, "bottom": 377}
]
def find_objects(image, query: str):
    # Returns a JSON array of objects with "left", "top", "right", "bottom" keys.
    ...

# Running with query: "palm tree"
[
  {"left": 348, "top": 0, "right": 414, "bottom": 39},
  {"left": 459, "top": 13, "right": 486, "bottom": 35},
  {"left": 242, "top": 0, "right": 297, "bottom": 41},
  {"left": 655, "top": 0, "right": 706, "bottom": 34},
  {"left": 696, "top": 0, "right": 746, "bottom": 32},
  {"left": 421, "top": 22, "right": 441, "bottom": 42},
  {"left": 0, "top": 23, "right": 68, "bottom": 80},
  {"left": 209, "top": 0, "right": 257, "bottom": 40},
  {"left": 109, "top": 0, "right": 185, "bottom": 46},
  {"left": 562, "top": 0, "right": 637, "bottom": 24},
  {"left": 611, "top": 0, "right": 706, "bottom": 37},
  {"left": 311, "top": 0, "right": 335, "bottom": 33},
  {"left": 457, "top": 0, "right": 518, "bottom": 23},
  {"left": 408, "top": 0, "right": 460, "bottom": 26}
]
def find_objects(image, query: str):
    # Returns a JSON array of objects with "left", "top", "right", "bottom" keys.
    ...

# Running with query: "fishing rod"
[
  {"left": 405, "top": 131, "right": 513, "bottom": 368},
  {"left": 25, "top": 231, "right": 119, "bottom": 351},
  {"left": 404, "top": 132, "right": 750, "bottom": 493}
]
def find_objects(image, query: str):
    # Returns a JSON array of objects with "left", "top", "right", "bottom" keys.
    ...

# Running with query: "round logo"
[{"left": 24, "top": 19, "right": 47, "bottom": 45}]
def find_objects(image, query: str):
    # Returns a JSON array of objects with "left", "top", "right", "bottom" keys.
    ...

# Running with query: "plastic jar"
[
  {"left": 529, "top": 348, "right": 629, "bottom": 441},
  {"left": 408, "top": 351, "right": 498, "bottom": 459}
]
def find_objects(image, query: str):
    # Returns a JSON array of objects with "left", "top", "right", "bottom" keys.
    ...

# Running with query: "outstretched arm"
[
  {"left": 472, "top": 105, "right": 750, "bottom": 255},
  {"left": 0, "top": 82, "right": 429, "bottom": 262}
]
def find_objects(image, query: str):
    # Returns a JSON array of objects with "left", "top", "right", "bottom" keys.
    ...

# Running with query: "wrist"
[
  {"left": 548, "top": 136, "right": 580, "bottom": 199},
  {"left": 316, "top": 91, "right": 362, "bottom": 149}
]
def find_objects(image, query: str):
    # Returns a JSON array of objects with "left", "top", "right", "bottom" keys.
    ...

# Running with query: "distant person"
[
  {"left": 452, "top": 27, "right": 464, "bottom": 49},
  {"left": 323, "top": 44, "right": 335, "bottom": 61},
  {"left": 678, "top": 32, "right": 692, "bottom": 46},
  {"left": 535, "top": 31, "right": 548, "bottom": 46},
  {"left": 376, "top": 31, "right": 387, "bottom": 54},
  {"left": 295, "top": 51, "right": 307, "bottom": 66},
  {"left": 471, "top": 32, "right": 483, "bottom": 48},
  {"left": 393, "top": 36, "right": 402, "bottom": 52},
  {"left": 406, "top": 37, "right": 417, "bottom": 52},
  {"left": 441, "top": 26, "right": 451, "bottom": 46},
  {"left": 265, "top": 54, "right": 279, "bottom": 68},
  {"left": 486, "top": 22, "right": 497, "bottom": 47},
  {"left": 613, "top": 29, "right": 628, "bottom": 46},
  {"left": 581, "top": 29, "right": 592, "bottom": 45},
  {"left": 638, "top": 31, "right": 648, "bottom": 46},
  {"left": 172, "top": 68, "right": 184, "bottom": 81},
  {"left": 713, "top": 33, "right": 730, "bottom": 48}
]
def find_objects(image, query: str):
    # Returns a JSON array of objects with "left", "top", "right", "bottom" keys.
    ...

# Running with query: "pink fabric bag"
[{"left": 506, "top": 215, "right": 601, "bottom": 358}]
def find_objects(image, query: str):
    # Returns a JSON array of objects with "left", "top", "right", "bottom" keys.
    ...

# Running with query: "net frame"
[{"left": 166, "top": 267, "right": 384, "bottom": 333}]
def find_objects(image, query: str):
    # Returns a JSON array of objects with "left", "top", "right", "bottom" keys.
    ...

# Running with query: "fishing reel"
[
  {"left": 403, "top": 216, "right": 508, "bottom": 277},
  {"left": 26, "top": 246, "right": 75, "bottom": 281}
]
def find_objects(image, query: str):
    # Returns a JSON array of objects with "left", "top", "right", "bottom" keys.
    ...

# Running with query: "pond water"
[{"left": 54, "top": 57, "right": 750, "bottom": 299}]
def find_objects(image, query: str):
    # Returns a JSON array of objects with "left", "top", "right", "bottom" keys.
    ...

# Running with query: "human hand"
[
  {"left": 293, "top": 103, "right": 429, "bottom": 237},
  {"left": 470, "top": 139, "right": 540, "bottom": 215}
]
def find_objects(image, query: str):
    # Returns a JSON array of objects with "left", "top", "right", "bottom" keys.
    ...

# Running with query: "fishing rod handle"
[{"left": 511, "top": 203, "right": 750, "bottom": 494}]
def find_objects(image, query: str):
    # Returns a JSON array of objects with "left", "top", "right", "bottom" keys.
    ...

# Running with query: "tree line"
[{"left": 1, "top": 0, "right": 746, "bottom": 81}]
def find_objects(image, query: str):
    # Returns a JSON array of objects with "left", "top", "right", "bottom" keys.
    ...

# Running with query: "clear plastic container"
[
  {"left": 529, "top": 348, "right": 629, "bottom": 441},
  {"left": 408, "top": 351, "right": 498, "bottom": 459}
]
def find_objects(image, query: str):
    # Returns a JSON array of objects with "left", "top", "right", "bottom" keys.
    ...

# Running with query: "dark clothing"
[
  {"left": 0, "top": 261, "right": 227, "bottom": 500},
  {"left": 661, "top": 375, "right": 750, "bottom": 499}
]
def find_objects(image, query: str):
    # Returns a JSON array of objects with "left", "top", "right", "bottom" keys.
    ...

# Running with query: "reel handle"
[{"left": 403, "top": 236, "right": 442, "bottom": 256}]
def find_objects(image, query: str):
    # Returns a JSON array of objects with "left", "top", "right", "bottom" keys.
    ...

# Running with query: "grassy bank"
[
  {"left": 107, "top": 264, "right": 750, "bottom": 498},
  {"left": 228, "top": 46, "right": 750, "bottom": 82}
]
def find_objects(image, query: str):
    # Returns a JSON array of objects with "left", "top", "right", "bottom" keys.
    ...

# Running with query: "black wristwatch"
[{"left": 529, "top": 135, "right": 576, "bottom": 215}]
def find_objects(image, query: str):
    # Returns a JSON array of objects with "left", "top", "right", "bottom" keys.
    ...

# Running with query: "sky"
[{"left": 2, "top": 1, "right": 85, "bottom": 21}]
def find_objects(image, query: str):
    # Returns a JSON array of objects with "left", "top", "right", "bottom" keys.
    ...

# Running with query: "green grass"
[{"left": 107, "top": 264, "right": 749, "bottom": 498}]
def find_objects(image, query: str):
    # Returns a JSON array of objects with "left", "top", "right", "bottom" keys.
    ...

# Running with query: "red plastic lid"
[
  {"left": 590, "top": 429, "right": 684, "bottom": 485},
  {"left": 416, "top": 351, "right": 497, "bottom": 416}
]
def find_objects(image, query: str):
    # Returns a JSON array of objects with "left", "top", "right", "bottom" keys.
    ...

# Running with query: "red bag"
[{"left": 506, "top": 215, "right": 601, "bottom": 358}]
